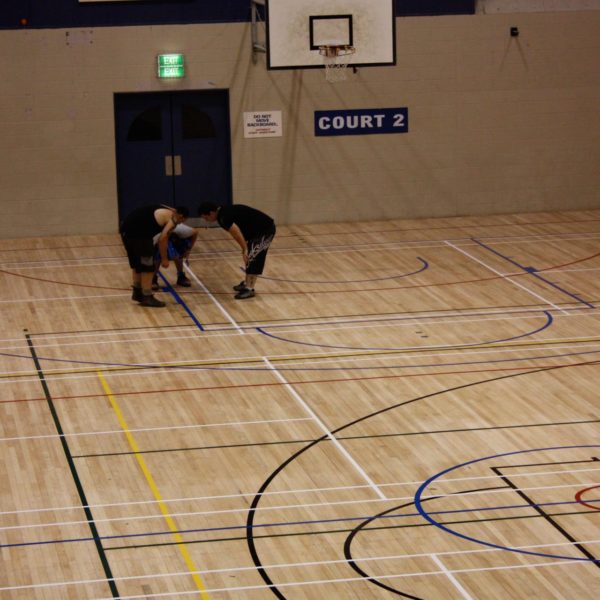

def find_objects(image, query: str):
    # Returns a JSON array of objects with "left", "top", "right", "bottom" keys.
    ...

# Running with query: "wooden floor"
[{"left": 1, "top": 210, "right": 599, "bottom": 599}]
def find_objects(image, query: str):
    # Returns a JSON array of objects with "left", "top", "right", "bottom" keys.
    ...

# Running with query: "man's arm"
[
  {"left": 158, "top": 220, "right": 176, "bottom": 267},
  {"left": 183, "top": 230, "right": 199, "bottom": 264},
  {"left": 227, "top": 223, "right": 248, "bottom": 265}
]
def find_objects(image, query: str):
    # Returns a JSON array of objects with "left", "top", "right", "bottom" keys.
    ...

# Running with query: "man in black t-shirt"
[{"left": 198, "top": 202, "right": 276, "bottom": 299}]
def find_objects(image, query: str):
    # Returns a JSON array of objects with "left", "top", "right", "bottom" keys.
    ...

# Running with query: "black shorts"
[
  {"left": 246, "top": 225, "right": 276, "bottom": 276},
  {"left": 121, "top": 234, "right": 155, "bottom": 273}
]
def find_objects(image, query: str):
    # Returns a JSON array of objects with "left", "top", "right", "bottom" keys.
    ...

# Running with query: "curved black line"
[
  {"left": 343, "top": 499, "right": 431, "bottom": 598},
  {"left": 245, "top": 360, "right": 598, "bottom": 598}
]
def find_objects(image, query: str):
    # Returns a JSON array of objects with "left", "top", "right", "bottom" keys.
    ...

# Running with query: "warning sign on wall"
[{"left": 243, "top": 111, "right": 283, "bottom": 138}]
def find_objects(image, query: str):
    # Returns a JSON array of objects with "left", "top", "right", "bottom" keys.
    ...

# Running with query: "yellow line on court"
[{"left": 97, "top": 370, "right": 210, "bottom": 599}]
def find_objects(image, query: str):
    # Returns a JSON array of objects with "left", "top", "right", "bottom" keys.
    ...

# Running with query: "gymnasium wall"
[{"left": 0, "top": 9, "right": 599, "bottom": 237}]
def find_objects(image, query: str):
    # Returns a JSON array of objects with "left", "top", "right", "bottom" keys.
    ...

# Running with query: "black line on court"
[
  {"left": 245, "top": 361, "right": 600, "bottom": 599},
  {"left": 12, "top": 486, "right": 599, "bottom": 552},
  {"left": 104, "top": 505, "right": 597, "bottom": 553},
  {"left": 344, "top": 497, "right": 439, "bottom": 599},
  {"left": 71, "top": 417, "right": 600, "bottom": 459},
  {"left": 495, "top": 457, "right": 600, "bottom": 469},
  {"left": 492, "top": 463, "right": 600, "bottom": 568},
  {"left": 25, "top": 332, "right": 120, "bottom": 598},
  {"left": 24, "top": 297, "right": 592, "bottom": 336}
]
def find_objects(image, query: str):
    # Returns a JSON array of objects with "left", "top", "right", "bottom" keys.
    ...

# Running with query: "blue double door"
[{"left": 114, "top": 90, "right": 233, "bottom": 222}]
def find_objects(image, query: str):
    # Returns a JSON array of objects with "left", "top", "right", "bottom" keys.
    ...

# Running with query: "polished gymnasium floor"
[{"left": 1, "top": 210, "right": 599, "bottom": 599}]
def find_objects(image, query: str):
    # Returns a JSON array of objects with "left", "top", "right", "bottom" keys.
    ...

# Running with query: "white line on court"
[
  {"left": 0, "top": 307, "right": 577, "bottom": 353},
  {"left": 262, "top": 357, "right": 387, "bottom": 500},
  {"left": 0, "top": 417, "right": 314, "bottom": 444},
  {"left": 4, "top": 334, "right": 600, "bottom": 389},
  {"left": 0, "top": 291, "right": 129, "bottom": 304},
  {"left": 1, "top": 479, "right": 597, "bottom": 533},
  {"left": 4, "top": 300, "right": 600, "bottom": 355},
  {"left": 4, "top": 301, "right": 594, "bottom": 349},
  {"left": 430, "top": 554, "right": 475, "bottom": 600},
  {"left": 89, "top": 558, "right": 597, "bottom": 599},
  {"left": 182, "top": 263, "right": 244, "bottom": 334},
  {"left": 446, "top": 241, "right": 569, "bottom": 316},
  {"left": 5, "top": 228, "right": 600, "bottom": 271},
  {"left": 2, "top": 539, "right": 598, "bottom": 594},
  {"left": 2, "top": 465, "right": 598, "bottom": 517}
]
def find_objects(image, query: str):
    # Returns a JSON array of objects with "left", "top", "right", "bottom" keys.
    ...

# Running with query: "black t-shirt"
[
  {"left": 120, "top": 205, "right": 163, "bottom": 238},
  {"left": 217, "top": 205, "right": 274, "bottom": 240}
]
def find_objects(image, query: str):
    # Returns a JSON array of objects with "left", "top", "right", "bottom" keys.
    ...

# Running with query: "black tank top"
[{"left": 120, "top": 205, "right": 163, "bottom": 237}]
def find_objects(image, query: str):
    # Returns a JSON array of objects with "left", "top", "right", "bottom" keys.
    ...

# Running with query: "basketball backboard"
[{"left": 265, "top": 0, "right": 396, "bottom": 70}]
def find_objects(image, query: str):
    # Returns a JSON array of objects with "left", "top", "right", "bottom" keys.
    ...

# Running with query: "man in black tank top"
[
  {"left": 120, "top": 205, "right": 189, "bottom": 307},
  {"left": 198, "top": 202, "right": 276, "bottom": 299}
]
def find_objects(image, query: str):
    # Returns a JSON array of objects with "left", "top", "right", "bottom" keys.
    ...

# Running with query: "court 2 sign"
[{"left": 314, "top": 107, "right": 408, "bottom": 136}]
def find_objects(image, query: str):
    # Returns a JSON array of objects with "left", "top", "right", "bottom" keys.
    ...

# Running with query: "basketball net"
[{"left": 319, "top": 45, "right": 356, "bottom": 83}]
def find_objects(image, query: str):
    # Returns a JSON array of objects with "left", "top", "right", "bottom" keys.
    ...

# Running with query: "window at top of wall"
[{"left": 127, "top": 107, "right": 162, "bottom": 141}]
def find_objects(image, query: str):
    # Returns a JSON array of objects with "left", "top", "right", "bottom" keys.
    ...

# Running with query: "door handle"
[
  {"left": 174, "top": 155, "right": 182, "bottom": 176},
  {"left": 165, "top": 155, "right": 173, "bottom": 176}
]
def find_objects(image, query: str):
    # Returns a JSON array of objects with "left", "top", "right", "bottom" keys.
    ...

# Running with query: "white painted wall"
[{"left": 0, "top": 10, "right": 599, "bottom": 237}]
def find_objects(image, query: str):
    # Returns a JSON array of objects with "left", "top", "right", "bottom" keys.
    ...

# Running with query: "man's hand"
[{"left": 228, "top": 223, "right": 249, "bottom": 266}]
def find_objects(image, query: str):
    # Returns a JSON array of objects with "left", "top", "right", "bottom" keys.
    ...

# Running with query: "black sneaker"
[
  {"left": 131, "top": 286, "right": 143, "bottom": 302},
  {"left": 233, "top": 281, "right": 247, "bottom": 292},
  {"left": 177, "top": 274, "right": 192, "bottom": 287},
  {"left": 235, "top": 288, "right": 255, "bottom": 300},
  {"left": 140, "top": 294, "right": 166, "bottom": 308}
]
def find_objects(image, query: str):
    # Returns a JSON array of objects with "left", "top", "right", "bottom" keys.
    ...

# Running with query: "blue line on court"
[
  {"left": 415, "top": 445, "right": 600, "bottom": 562},
  {"left": 472, "top": 238, "right": 595, "bottom": 309},
  {"left": 251, "top": 257, "right": 429, "bottom": 285},
  {"left": 256, "top": 310, "right": 553, "bottom": 352},
  {"left": 1, "top": 490, "right": 598, "bottom": 551},
  {"left": 158, "top": 271, "right": 204, "bottom": 331},
  {"left": 12, "top": 320, "right": 600, "bottom": 376}
]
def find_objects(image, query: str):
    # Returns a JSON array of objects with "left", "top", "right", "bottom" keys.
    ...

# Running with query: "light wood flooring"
[{"left": 1, "top": 210, "right": 599, "bottom": 599}]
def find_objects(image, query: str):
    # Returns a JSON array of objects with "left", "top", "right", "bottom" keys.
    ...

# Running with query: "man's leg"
[
  {"left": 131, "top": 269, "right": 143, "bottom": 301},
  {"left": 244, "top": 274, "right": 257, "bottom": 288},
  {"left": 133, "top": 246, "right": 165, "bottom": 307},
  {"left": 175, "top": 258, "right": 191, "bottom": 287},
  {"left": 140, "top": 271, "right": 165, "bottom": 307},
  {"left": 234, "top": 233, "right": 273, "bottom": 299},
  {"left": 123, "top": 235, "right": 144, "bottom": 302}
]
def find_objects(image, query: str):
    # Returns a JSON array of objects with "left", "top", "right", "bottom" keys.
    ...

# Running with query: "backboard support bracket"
[{"left": 251, "top": 0, "right": 266, "bottom": 60}]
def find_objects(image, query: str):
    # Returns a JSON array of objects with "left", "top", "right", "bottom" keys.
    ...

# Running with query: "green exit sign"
[{"left": 157, "top": 54, "right": 185, "bottom": 78}]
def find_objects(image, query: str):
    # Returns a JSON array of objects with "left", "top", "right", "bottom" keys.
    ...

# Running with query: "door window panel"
[
  {"left": 127, "top": 107, "right": 162, "bottom": 141},
  {"left": 182, "top": 105, "right": 216, "bottom": 139}
]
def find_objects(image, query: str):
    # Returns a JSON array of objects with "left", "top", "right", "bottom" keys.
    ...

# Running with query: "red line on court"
[
  {"left": 1, "top": 217, "right": 598, "bottom": 253},
  {"left": 575, "top": 485, "right": 600, "bottom": 511},
  {"left": 2, "top": 359, "right": 600, "bottom": 406},
  {"left": 2, "top": 243, "right": 600, "bottom": 295},
  {"left": 0, "top": 268, "right": 127, "bottom": 291}
]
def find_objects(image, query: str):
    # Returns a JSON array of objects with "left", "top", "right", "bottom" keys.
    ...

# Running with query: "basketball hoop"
[{"left": 319, "top": 44, "right": 356, "bottom": 83}]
